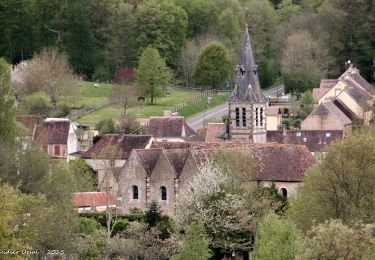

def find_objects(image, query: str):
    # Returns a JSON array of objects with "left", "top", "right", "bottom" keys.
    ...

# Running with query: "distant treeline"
[{"left": 0, "top": 0, "right": 374, "bottom": 90}]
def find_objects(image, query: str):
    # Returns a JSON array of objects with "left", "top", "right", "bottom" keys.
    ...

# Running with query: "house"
[
  {"left": 72, "top": 192, "right": 117, "bottom": 213},
  {"left": 301, "top": 101, "right": 352, "bottom": 135},
  {"left": 266, "top": 106, "right": 282, "bottom": 131},
  {"left": 267, "top": 129, "right": 344, "bottom": 157},
  {"left": 82, "top": 134, "right": 152, "bottom": 193},
  {"left": 311, "top": 65, "right": 375, "bottom": 125},
  {"left": 115, "top": 143, "right": 315, "bottom": 215},
  {"left": 33, "top": 118, "right": 79, "bottom": 160},
  {"left": 147, "top": 116, "right": 200, "bottom": 142}
]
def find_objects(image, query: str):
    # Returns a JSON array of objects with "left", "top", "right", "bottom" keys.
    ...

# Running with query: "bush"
[
  {"left": 92, "top": 66, "right": 111, "bottom": 82},
  {"left": 96, "top": 119, "right": 117, "bottom": 135},
  {"left": 118, "top": 116, "right": 144, "bottom": 134},
  {"left": 112, "top": 219, "right": 130, "bottom": 237},
  {"left": 52, "top": 102, "right": 71, "bottom": 117},
  {"left": 22, "top": 91, "right": 52, "bottom": 117}
]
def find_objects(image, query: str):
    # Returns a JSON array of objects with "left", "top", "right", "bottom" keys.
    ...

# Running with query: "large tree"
[
  {"left": 289, "top": 127, "right": 375, "bottom": 232},
  {"left": 192, "top": 43, "right": 231, "bottom": 88},
  {"left": 134, "top": 0, "right": 187, "bottom": 68},
  {"left": 136, "top": 47, "right": 171, "bottom": 105},
  {"left": 0, "top": 58, "right": 16, "bottom": 143},
  {"left": 254, "top": 213, "right": 301, "bottom": 260}
]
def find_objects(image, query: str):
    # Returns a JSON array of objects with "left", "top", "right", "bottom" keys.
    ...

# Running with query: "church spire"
[{"left": 230, "top": 25, "right": 267, "bottom": 103}]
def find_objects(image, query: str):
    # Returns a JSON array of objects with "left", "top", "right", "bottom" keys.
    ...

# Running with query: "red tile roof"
[
  {"left": 34, "top": 120, "right": 70, "bottom": 144},
  {"left": 205, "top": 123, "right": 225, "bottom": 142},
  {"left": 83, "top": 134, "right": 152, "bottom": 159},
  {"left": 72, "top": 192, "right": 116, "bottom": 207},
  {"left": 147, "top": 117, "right": 197, "bottom": 138},
  {"left": 267, "top": 130, "right": 344, "bottom": 152}
]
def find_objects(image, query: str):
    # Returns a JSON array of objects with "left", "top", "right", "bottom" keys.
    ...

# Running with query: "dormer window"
[
  {"left": 239, "top": 65, "right": 245, "bottom": 76},
  {"left": 253, "top": 65, "right": 258, "bottom": 75}
]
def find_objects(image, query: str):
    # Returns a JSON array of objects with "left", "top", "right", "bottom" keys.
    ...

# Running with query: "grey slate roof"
[{"left": 230, "top": 26, "right": 267, "bottom": 103}]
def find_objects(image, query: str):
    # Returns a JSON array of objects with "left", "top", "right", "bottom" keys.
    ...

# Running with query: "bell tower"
[{"left": 228, "top": 25, "right": 267, "bottom": 143}]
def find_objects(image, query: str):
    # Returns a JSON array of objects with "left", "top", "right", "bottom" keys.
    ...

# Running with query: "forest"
[{"left": 1, "top": 0, "right": 374, "bottom": 92}]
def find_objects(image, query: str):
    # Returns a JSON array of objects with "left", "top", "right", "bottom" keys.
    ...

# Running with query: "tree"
[
  {"left": 299, "top": 90, "right": 315, "bottom": 118},
  {"left": 12, "top": 48, "right": 77, "bottom": 105},
  {"left": 175, "top": 166, "right": 256, "bottom": 252},
  {"left": 0, "top": 58, "right": 17, "bottom": 143},
  {"left": 96, "top": 119, "right": 118, "bottom": 135},
  {"left": 289, "top": 127, "right": 375, "bottom": 232},
  {"left": 136, "top": 47, "right": 171, "bottom": 105},
  {"left": 109, "top": 84, "right": 137, "bottom": 115},
  {"left": 172, "top": 222, "right": 212, "bottom": 260},
  {"left": 254, "top": 213, "right": 301, "bottom": 260},
  {"left": 21, "top": 91, "right": 52, "bottom": 117},
  {"left": 70, "top": 159, "right": 96, "bottom": 192},
  {"left": 118, "top": 116, "right": 145, "bottom": 134},
  {"left": 296, "top": 220, "right": 375, "bottom": 259},
  {"left": 281, "top": 31, "right": 327, "bottom": 92},
  {"left": 144, "top": 201, "right": 163, "bottom": 228},
  {"left": 193, "top": 43, "right": 231, "bottom": 88},
  {"left": 65, "top": 0, "right": 97, "bottom": 77},
  {"left": 134, "top": 0, "right": 188, "bottom": 68},
  {"left": 276, "top": 0, "right": 301, "bottom": 23}
]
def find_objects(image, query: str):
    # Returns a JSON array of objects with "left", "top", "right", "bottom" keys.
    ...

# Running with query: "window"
[
  {"left": 235, "top": 108, "right": 240, "bottom": 127},
  {"left": 281, "top": 188, "right": 288, "bottom": 198},
  {"left": 242, "top": 108, "right": 247, "bottom": 127},
  {"left": 54, "top": 145, "right": 60, "bottom": 156},
  {"left": 296, "top": 132, "right": 302, "bottom": 137},
  {"left": 132, "top": 185, "right": 139, "bottom": 200},
  {"left": 260, "top": 107, "right": 263, "bottom": 127},
  {"left": 160, "top": 186, "right": 167, "bottom": 201},
  {"left": 255, "top": 107, "right": 259, "bottom": 126}
]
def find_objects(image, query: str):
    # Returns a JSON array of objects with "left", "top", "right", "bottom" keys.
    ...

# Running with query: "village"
[{"left": 1, "top": 1, "right": 375, "bottom": 259}]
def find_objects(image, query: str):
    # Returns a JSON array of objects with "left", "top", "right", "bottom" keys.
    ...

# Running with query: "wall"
[
  {"left": 318, "top": 81, "right": 346, "bottom": 103},
  {"left": 266, "top": 115, "right": 280, "bottom": 131},
  {"left": 260, "top": 181, "right": 301, "bottom": 198}
]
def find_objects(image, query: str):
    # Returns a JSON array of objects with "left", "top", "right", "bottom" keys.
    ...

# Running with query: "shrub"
[{"left": 22, "top": 91, "right": 52, "bottom": 117}]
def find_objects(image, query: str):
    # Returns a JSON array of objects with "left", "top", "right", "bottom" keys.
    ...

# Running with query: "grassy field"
[
  {"left": 76, "top": 88, "right": 201, "bottom": 125},
  {"left": 179, "top": 93, "right": 229, "bottom": 118},
  {"left": 61, "top": 81, "right": 114, "bottom": 108}
]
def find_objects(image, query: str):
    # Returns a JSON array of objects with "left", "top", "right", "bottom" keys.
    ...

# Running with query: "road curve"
[{"left": 187, "top": 85, "right": 284, "bottom": 130}]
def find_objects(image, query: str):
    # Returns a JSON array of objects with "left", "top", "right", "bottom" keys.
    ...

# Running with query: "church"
[{"left": 222, "top": 25, "right": 268, "bottom": 143}]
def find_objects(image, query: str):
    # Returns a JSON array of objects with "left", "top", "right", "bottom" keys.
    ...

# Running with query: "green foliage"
[
  {"left": 136, "top": 47, "right": 172, "bottom": 104},
  {"left": 289, "top": 127, "right": 375, "bottom": 232},
  {"left": 193, "top": 43, "right": 231, "bottom": 88},
  {"left": 172, "top": 222, "right": 212, "bottom": 260},
  {"left": 70, "top": 159, "right": 96, "bottom": 192},
  {"left": 135, "top": 0, "right": 188, "bottom": 68},
  {"left": 276, "top": 0, "right": 301, "bottom": 23},
  {"left": 96, "top": 119, "right": 118, "bottom": 135},
  {"left": 254, "top": 184, "right": 288, "bottom": 215},
  {"left": 300, "top": 90, "right": 314, "bottom": 118},
  {"left": 0, "top": 58, "right": 16, "bottom": 143},
  {"left": 112, "top": 219, "right": 130, "bottom": 237},
  {"left": 144, "top": 201, "right": 163, "bottom": 228},
  {"left": 296, "top": 220, "right": 375, "bottom": 259},
  {"left": 79, "top": 217, "right": 102, "bottom": 235},
  {"left": 283, "top": 70, "right": 321, "bottom": 93},
  {"left": 22, "top": 91, "right": 52, "bottom": 117},
  {"left": 254, "top": 213, "right": 300, "bottom": 260},
  {"left": 65, "top": 0, "right": 97, "bottom": 76}
]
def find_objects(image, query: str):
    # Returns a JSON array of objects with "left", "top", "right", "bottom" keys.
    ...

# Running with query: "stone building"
[
  {"left": 228, "top": 26, "right": 268, "bottom": 143},
  {"left": 116, "top": 143, "right": 315, "bottom": 215}
]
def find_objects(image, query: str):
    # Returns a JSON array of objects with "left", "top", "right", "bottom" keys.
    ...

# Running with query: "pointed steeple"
[{"left": 230, "top": 25, "right": 267, "bottom": 103}]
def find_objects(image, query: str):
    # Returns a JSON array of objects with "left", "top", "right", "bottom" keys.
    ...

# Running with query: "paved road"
[{"left": 187, "top": 85, "right": 284, "bottom": 130}]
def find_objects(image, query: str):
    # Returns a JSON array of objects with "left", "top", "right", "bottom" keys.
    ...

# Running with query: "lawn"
[
  {"left": 60, "top": 81, "right": 114, "bottom": 108},
  {"left": 179, "top": 93, "right": 229, "bottom": 118},
  {"left": 76, "top": 88, "right": 200, "bottom": 125}
]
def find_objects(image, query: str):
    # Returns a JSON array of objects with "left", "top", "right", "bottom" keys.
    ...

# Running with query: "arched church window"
[
  {"left": 132, "top": 185, "right": 139, "bottom": 200},
  {"left": 242, "top": 108, "right": 247, "bottom": 127},
  {"left": 160, "top": 186, "right": 167, "bottom": 201},
  {"left": 281, "top": 188, "right": 287, "bottom": 198},
  {"left": 260, "top": 107, "right": 263, "bottom": 127}
]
